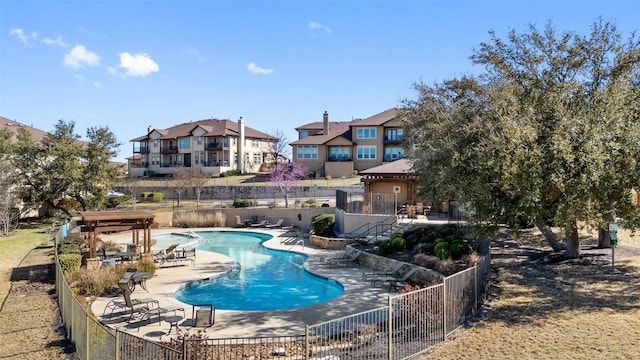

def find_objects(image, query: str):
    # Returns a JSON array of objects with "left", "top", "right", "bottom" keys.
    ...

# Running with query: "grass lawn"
[{"left": 119, "top": 174, "right": 363, "bottom": 188}]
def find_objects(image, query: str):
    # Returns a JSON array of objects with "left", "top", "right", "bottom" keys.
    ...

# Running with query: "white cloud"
[
  {"left": 42, "top": 35, "right": 69, "bottom": 47},
  {"left": 64, "top": 45, "right": 101, "bottom": 68},
  {"left": 117, "top": 52, "right": 159, "bottom": 77},
  {"left": 247, "top": 62, "right": 274, "bottom": 75},
  {"left": 309, "top": 21, "right": 332, "bottom": 34},
  {"left": 9, "top": 28, "right": 38, "bottom": 44}
]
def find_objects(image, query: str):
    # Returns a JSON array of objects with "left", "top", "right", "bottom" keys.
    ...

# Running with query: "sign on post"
[{"left": 609, "top": 222, "right": 618, "bottom": 247}]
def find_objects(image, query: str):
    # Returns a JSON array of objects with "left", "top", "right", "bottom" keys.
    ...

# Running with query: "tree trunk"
[
  {"left": 284, "top": 194, "right": 289, "bottom": 208},
  {"left": 598, "top": 211, "right": 615, "bottom": 248},
  {"left": 535, "top": 219, "right": 565, "bottom": 252},
  {"left": 564, "top": 219, "right": 581, "bottom": 259}
]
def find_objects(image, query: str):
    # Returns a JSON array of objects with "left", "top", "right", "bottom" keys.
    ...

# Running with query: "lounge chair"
[
  {"left": 235, "top": 215, "right": 247, "bottom": 228},
  {"left": 155, "top": 248, "right": 195, "bottom": 267},
  {"left": 102, "top": 269, "right": 159, "bottom": 318},
  {"left": 120, "top": 281, "right": 182, "bottom": 326},
  {"left": 250, "top": 219, "right": 269, "bottom": 228},
  {"left": 265, "top": 219, "right": 284, "bottom": 228},
  {"left": 372, "top": 267, "right": 418, "bottom": 291},
  {"left": 362, "top": 262, "right": 405, "bottom": 283},
  {"left": 325, "top": 249, "right": 362, "bottom": 267}
]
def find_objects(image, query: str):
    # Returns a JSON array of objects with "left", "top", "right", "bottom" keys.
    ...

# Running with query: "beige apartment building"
[
  {"left": 290, "top": 109, "right": 405, "bottom": 178},
  {"left": 129, "top": 117, "right": 275, "bottom": 178}
]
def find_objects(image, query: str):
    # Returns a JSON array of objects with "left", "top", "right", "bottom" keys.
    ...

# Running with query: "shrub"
[
  {"left": 137, "top": 257, "right": 157, "bottom": 275},
  {"left": 450, "top": 240, "right": 473, "bottom": 259},
  {"left": 377, "top": 241, "right": 393, "bottom": 255},
  {"left": 58, "top": 242, "right": 81, "bottom": 255},
  {"left": 434, "top": 241, "right": 450, "bottom": 260},
  {"left": 69, "top": 265, "right": 125, "bottom": 297},
  {"left": 106, "top": 195, "right": 132, "bottom": 208},
  {"left": 406, "top": 233, "right": 419, "bottom": 248},
  {"left": 221, "top": 169, "right": 241, "bottom": 177},
  {"left": 59, "top": 253, "right": 82, "bottom": 275},
  {"left": 233, "top": 198, "right": 252, "bottom": 208},
  {"left": 141, "top": 192, "right": 164, "bottom": 202},
  {"left": 391, "top": 236, "right": 406, "bottom": 251},
  {"left": 99, "top": 240, "right": 120, "bottom": 251},
  {"left": 311, "top": 214, "right": 335, "bottom": 237},
  {"left": 173, "top": 211, "right": 226, "bottom": 227}
]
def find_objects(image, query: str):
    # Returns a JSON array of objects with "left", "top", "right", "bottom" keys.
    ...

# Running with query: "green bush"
[
  {"left": 221, "top": 169, "right": 241, "bottom": 177},
  {"left": 106, "top": 195, "right": 132, "bottom": 208},
  {"left": 406, "top": 233, "right": 419, "bottom": 248},
  {"left": 434, "top": 241, "right": 450, "bottom": 260},
  {"left": 391, "top": 236, "right": 406, "bottom": 251},
  {"left": 233, "top": 198, "right": 252, "bottom": 208},
  {"left": 141, "top": 192, "right": 164, "bottom": 202},
  {"left": 58, "top": 242, "right": 81, "bottom": 255},
  {"left": 59, "top": 253, "right": 82, "bottom": 275},
  {"left": 450, "top": 240, "right": 473, "bottom": 259},
  {"left": 377, "top": 241, "right": 393, "bottom": 255},
  {"left": 311, "top": 214, "right": 335, "bottom": 237}
]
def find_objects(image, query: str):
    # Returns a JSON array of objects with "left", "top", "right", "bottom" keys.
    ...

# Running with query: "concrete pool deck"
[{"left": 91, "top": 227, "right": 398, "bottom": 340}]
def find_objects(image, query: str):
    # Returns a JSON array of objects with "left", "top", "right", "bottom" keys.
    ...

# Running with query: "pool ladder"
[{"left": 288, "top": 239, "right": 305, "bottom": 252}]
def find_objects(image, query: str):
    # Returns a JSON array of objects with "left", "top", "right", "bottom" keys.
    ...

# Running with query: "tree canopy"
[
  {"left": 5, "top": 120, "right": 121, "bottom": 216},
  {"left": 402, "top": 19, "right": 640, "bottom": 258}
]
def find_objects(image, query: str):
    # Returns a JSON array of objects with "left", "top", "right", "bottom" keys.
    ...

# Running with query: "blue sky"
[{"left": 2, "top": 1, "right": 639, "bottom": 162}]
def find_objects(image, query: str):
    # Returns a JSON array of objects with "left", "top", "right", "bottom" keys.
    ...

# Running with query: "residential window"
[
  {"left": 194, "top": 151, "right": 203, "bottom": 165},
  {"left": 329, "top": 147, "right": 351, "bottom": 161},
  {"left": 384, "top": 147, "right": 405, "bottom": 161},
  {"left": 300, "top": 130, "right": 309, "bottom": 139},
  {"left": 356, "top": 128, "right": 377, "bottom": 139},
  {"left": 297, "top": 145, "right": 318, "bottom": 159},
  {"left": 252, "top": 139, "right": 260, "bottom": 148},
  {"left": 176, "top": 154, "right": 183, "bottom": 165},
  {"left": 153, "top": 139, "right": 159, "bottom": 147},
  {"left": 253, "top": 154, "right": 261, "bottom": 164},
  {"left": 179, "top": 138, "right": 190, "bottom": 149},
  {"left": 196, "top": 136, "right": 203, "bottom": 145},
  {"left": 385, "top": 128, "right": 404, "bottom": 141},
  {"left": 357, "top": 146, "right": 377, "bottom": 159},
  {"left": 151, "top": 154, "right": 160, "bottom": 165}
]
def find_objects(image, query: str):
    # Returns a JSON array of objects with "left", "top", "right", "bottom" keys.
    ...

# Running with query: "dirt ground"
[{"left": 0, "top": 241, "right": 77, "bottom": 359}]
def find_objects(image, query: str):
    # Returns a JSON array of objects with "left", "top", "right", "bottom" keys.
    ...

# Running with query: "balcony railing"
[
  {"left": 129, "top": 162, "right": 149, "bottom": 168},
  {"left": 160, "top": 145, "right": 178, "bottom": 154},
  {"left": 203, "top": 160, "right": 229, "bottom": 167},
  {"left": 383, "top": 135, "right": 404, "bottom": 144},
  {"left": 205, "top": 142, "right": 229, "bottom": 151},
  {"left": 133, "top": 146, "right": 150, "bottom": 153},
  {"left": 383, "top": 155, "right": 405, "bottom": 162},
  {"left": 327, "top": 156, "right": 353, "bottom": 162}
]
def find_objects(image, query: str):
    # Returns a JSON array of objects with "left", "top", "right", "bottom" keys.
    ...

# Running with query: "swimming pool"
[{"left": 173, "top": 230, "right": 344, "bottom": 311}]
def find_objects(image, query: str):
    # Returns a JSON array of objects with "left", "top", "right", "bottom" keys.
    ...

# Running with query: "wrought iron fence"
[{"left": 54, "top": 223, "right": 491, "bottom": 360}]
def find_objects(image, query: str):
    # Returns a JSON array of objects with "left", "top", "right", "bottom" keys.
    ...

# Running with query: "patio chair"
[
  {"left": 325, "top": 249, "right": 363, "bottom": 267},
  {"left": 372, "top": 267, "right": 418, "bottom": 291},
  {"left": 235, "top": 215, "right": 247, "bottom": 228},
  {"left": 249, "top": 219, "right": 269, "bottom": 228},
  {"left": 120, "top": 282, "right": 182, "bottom": 326},
  {"left": 102, "top": 269, "right": 159, "bottom": 318},
  {"left": 265, "top": 219, "right": 284, "bottom": 228},
  {"left": 362, "top": 262, "right": 404, "bottom": 283}
]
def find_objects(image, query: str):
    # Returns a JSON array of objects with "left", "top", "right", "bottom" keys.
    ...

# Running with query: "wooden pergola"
[{"left": 79, "top": 211, "right": 156, "bottom": 259}]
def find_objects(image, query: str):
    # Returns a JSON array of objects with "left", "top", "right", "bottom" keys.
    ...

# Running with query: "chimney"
[
  {"left": 237, "top": 117, "right": 245, "bottom": 173},
  {"left": 147, "top": 125, "right": 153, "bottom": 134},
  {"left": 323, "top": 111, "right": 329, "bottom": 135}
]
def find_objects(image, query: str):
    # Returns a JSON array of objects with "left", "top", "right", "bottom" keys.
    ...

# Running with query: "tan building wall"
[{"left": 325, "top": 162, "right": 354, "bottom": 178}]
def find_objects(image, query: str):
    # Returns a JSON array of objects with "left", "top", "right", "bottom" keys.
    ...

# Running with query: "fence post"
[
  {"left": 474, "top": 264, "right": 478, "bottom": 316},
  {"left": 443, "top": 279, "right": 447, "bottom": 340},
  {"left": 387, "top": 296, "right": 393, "bottom": 360},
  {"left": 305, "top": 324, "right": 310, "bottom": 360},
  {"left": 115, "top": 329, "right": 120, "bottom": 360}
]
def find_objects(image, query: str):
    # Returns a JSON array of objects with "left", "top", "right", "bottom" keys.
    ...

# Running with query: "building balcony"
[
  {"left": 133, "top": 146, "right": 150, "bottom": 153},
  {"left": 129, "top": 162, "right": 149, "bottom": 168},
  {"left": 383, "top": 135, "right": 404, "bottom": 144},
  {"left": 160, "top": 146, "right": 178, "bottom": 154},
  {"left": 205, "top": 142, "right": 229, "bottom": 151},
  {"left": 383, "top": 155, "right": 405, "bottom": 162},
  {"left": 327, "top": 156, "right": 353, "bottom": 162}
]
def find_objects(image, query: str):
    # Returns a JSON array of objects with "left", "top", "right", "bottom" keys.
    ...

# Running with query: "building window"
[
  {"left": 196, "top": 136, "right": 203, "bottom": 145},
  {"left": 252, "top": 139, "right": 260, "bottom": 148},
  {"left": 179, "top": 138, "right": 190, "bottom": 149},
  {"left": 300, "top": 130, "right": 309, "bottom": 139},
  {"left": 356, "top": 128, "right": 377, "bottom": 139},
  {"left": 253, "top": 154, "right": 261, "bottom": 164},
  {"left": 385, "top": 128, "right": 404, "bottom": 141},
  {"left": 153, "top": 139, "right": 159, "bottom": 147},
  {"left": 194, "top": 151, "right": 203, "bottom": 165},
  {"left": 357, "top": 146, "right": 377, "bottom": 159},
  {"left": 151, "top": 153, "right": 160, "bottom": 165},
  {"left": 329, "top": 147, "right": 351, "bottom": 161},
  {"left": 384, "top": 147, "right": 405, "bottom": 161},
  {"left": 297, "top": 145, "right": 318, "bottom": 159}
]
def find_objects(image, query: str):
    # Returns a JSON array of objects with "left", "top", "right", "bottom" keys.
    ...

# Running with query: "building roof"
[
  {"left": 352, "top": 108, "right": 397, "bottom": 126},
  {"left": 290, "top": 122, "right": 353, "bottom": 146},
  {"left": 130, "top": 118, "right": 274, "bottom": 142},
  {"left": 0, "top": 116, "right": 49, "bottom": 143},
  {"left": 359, "top": 158, "right": 413, "bottom": 175}
]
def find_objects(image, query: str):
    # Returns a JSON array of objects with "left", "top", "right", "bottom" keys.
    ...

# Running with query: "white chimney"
[
  {"left": 237, "top": 117, "right": 245, "bottom": 173},
  {"left": 323, "top": 111, "right": 329, "bottom": 135}
]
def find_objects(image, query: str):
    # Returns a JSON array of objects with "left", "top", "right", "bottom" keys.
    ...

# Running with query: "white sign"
[
  {"left": 393, "top": 186, "right": 401, "bottom": 194},
  {"left": 609, "top": 222, "right": 618, "bottom": 240}
]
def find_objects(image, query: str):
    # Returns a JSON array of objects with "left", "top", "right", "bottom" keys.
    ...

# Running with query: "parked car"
[{"left": 107, "top": 190, "right": 125, "bottom": 197}]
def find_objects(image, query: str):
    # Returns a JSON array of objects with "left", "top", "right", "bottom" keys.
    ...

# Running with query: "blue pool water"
[{"left": 173, "top": 231, "right": 344, "bottom": 311}]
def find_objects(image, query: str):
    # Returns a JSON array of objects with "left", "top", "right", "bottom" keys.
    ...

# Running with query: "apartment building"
[
  {"left": 290, "top": 108, "right": 405, "bottom": 178},
  {"left": 129, "top": 117, "right": 275, "bottom": 178}
]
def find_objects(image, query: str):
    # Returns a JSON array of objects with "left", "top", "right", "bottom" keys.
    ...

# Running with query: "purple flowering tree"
[{"left": 269, "top": 162, "right": 308, "bottom": 208}]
